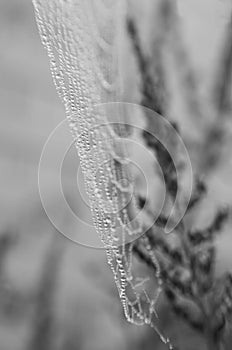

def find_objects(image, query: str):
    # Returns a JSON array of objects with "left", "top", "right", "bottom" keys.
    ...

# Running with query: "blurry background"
[{"left": 0, "top": 0, "right": 232, "bottom": 349}]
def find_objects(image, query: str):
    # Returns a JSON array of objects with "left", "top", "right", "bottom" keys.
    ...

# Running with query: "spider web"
[{"left": 32, "top": 1, "right": 173, "bottom": 347}]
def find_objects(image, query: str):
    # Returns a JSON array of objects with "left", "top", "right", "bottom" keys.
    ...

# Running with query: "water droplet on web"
[{"left": 32, "top": 0, "right": 173, "bottom": 347}]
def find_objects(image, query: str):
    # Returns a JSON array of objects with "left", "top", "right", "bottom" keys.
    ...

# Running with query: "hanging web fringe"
[{"left": 32, "top": 1, "right": 173, "bottom": 348}]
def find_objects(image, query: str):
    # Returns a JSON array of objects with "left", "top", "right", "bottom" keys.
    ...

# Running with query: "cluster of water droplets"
[{"left": 32, "top": 1, "right": 173, "bottom": 348}]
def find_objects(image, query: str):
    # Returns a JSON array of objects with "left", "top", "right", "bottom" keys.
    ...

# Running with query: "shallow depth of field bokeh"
[{"left": 0, "top": 1, "right": 232, "bottom": 349}]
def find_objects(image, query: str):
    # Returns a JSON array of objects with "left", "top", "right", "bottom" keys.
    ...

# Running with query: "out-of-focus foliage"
[{"left": 128, "top": 1, "right": 232, "bottom": 349}]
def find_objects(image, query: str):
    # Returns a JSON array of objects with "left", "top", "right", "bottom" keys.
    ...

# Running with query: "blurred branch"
[
  {"left": 0, "top": 229, "right": 18, "bottom": 316},
  {"left": 28, "top": 232, "right": 66, "bottom": 350},
  {"left": 188, "top": 207, "right": 229, "bottom": 246},
  {"left": 187, "top": 177, "right": 207, "bottom": 212},
  {"left": 162, "top": 0, "right": 205, "bottom": 122},
  {"left": 0, "top": 230, "right": 15, "bottom": 271},
  {"left": 199, "top": 14, "right": 232, "bottom": 174},
  {"left": 127, "top": 18, "right": 166, "bottom": 115},
  {"left": 127, "top": 17, "right": 179, "bottom": 201},
  {"left": 213, "top": 15, "right": 232, "bottom": 116}
]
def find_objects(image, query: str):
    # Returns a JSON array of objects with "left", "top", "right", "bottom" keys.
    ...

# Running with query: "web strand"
[{"left": 32, "top": 1, "right": 172, "bottom": 348}]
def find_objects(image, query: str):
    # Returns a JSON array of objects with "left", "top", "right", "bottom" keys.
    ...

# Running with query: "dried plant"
[{"left": 127, "top": 2, "right": 232, "bottom": 349}]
